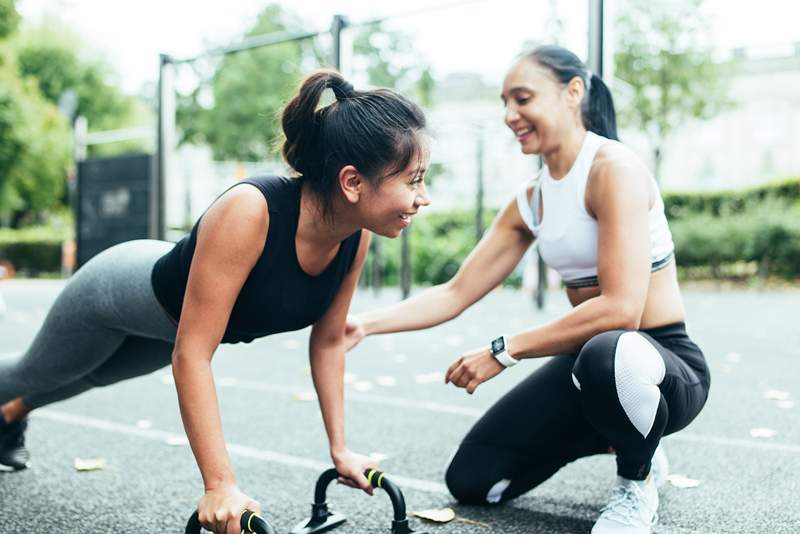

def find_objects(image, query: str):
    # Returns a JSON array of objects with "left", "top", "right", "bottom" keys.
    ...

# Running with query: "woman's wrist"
[{"left": 203, "top": 471, "right": 237, "bottom": 492}]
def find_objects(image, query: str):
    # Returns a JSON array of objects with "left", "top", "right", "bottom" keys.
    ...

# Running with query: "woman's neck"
[
  {"left": 543, "top": 127, "right": 588, "bottom": 180},
  {"left": 296, "top": 182, "right": 360, "bottom": 249}
]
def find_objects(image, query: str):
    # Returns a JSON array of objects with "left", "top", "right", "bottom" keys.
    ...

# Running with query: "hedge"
[
  {"left": 663, "top": 177, "right": 800, "bottom": 220},
  {"left": 0, "top": 224, "right": 70, "bottom": 276}
]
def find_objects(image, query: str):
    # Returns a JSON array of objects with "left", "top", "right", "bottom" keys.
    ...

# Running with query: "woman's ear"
[
  {"left": 566, "top": 76, "right": 586, "bottom": 108},
  {"left": 339, "top": 165, "right": 362, "bottom": 203}
]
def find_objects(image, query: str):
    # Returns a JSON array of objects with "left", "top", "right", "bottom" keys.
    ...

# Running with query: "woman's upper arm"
[
  {"left": 310, "top": 230, "right": 372, "bottom": 349},
  {"left": 588, "top": 147, "right": 652, "bottom": 322},
  {"left": 448, "top": 195, "right": 535, "bottom": 307},
  {"left": 174, "top": 185, "right": 269, "bottom": 358}
]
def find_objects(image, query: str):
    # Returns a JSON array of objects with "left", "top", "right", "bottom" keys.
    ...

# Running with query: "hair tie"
[{"left": 328, "top": 78, "right": 355, "bottom": 100}]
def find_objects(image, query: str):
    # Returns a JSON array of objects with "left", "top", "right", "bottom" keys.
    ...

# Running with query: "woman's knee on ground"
[{"left": 445, "top": 443, "right": 521, "bottom": 505}]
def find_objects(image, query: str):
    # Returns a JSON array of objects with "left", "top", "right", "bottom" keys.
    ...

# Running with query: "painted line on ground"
[
  {"left": 34, "top": 409, "right": 449, "bottom": 495},
  {"left": 208, "top": 377, "right": 800, "bottom": 455}
]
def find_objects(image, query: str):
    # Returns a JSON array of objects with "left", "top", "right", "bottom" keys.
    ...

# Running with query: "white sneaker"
[
  {"left": 650, "top": 444, "right": 669, "bottom": 489},
  {"left": 591, "top": 476, "right": 659, "bottom": 534}
]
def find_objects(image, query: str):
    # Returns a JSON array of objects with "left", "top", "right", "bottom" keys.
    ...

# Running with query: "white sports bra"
[{"left": 516, "top": 131, "right": 674, "bottom": 288}]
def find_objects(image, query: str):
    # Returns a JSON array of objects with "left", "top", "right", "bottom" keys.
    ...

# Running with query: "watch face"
[{"left": 491, "top": 336, "right": 506, "bottom": 354}]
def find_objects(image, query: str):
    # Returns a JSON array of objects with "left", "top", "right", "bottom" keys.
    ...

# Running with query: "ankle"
[{"left": 1, "top": 399, "right": 31, "bottom": 423}]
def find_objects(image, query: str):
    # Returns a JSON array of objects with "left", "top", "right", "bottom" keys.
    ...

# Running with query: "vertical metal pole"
[
  {"left": 72, "top": 116, "right": 88, "bottom": 271},
  {"left": 331, "top": 15, "right": 347, "bottom": 70},
  {"left": 401, "top": 229, "right": 411, "bottom": 299},
  {"left": 587, "top": 0, "right": 605, "bottom": 76},
  {"left": 475, "top": 127, "right": 485, "bottom": 242},
  {"left": 154, "top": 54, "right": 168, "bottom": 240}
]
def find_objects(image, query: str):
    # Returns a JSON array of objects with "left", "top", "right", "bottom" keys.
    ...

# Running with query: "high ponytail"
[
  {"left": 524, "top": 45, "right": 619, "bottom": 141},
  {"left": 281, "top": 70, "right": 347, "bottom": 177},
  {"left": 279, "top": 69, "right": 427, "bottom": 221},
  {"left": 585, "top": 73, "right": 618, "bottom": 140}
]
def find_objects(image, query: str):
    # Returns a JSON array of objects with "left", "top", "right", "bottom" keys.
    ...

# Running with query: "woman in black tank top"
[{"left": 0, "top": 70, "right": 431, "bottom": 534}]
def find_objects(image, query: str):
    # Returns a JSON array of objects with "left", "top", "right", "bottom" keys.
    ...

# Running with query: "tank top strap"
[{"left": 515, "top": 171, "right": 542, "bottom": 232}]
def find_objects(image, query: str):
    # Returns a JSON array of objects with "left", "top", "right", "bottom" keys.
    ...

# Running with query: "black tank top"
[{"left": 151, "top": 175, "right": 362, "bottom": 344}]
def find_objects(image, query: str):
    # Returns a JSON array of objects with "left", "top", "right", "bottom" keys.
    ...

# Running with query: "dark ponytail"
[
  {"left": 524, "top": 45, "right": 618, "bottom": 140},
  {"left": 585, "top": 73, "right": 618, "bottom": 141},
  {"left": 281, "top": 69, "right": 427, "bottom": 221}
]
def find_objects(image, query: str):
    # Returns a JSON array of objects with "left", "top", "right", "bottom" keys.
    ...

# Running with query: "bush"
[
  {"left": 671, "top": 199, "right": 800, "bottom": 279},
  {"left": 663, "top": 177, "right": 800, "bottom": 220},
  {"left": 0, "top": 224, "right": 71, "bottom": 275}
]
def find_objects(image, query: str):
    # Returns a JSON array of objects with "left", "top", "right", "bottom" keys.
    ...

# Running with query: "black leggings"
[{"left": 445, "top": 323, "right": 709, "bottom": 505}]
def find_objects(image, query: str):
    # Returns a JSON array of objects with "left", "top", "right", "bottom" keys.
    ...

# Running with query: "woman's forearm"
[
  {"left": 172, "top": 352, "right": 236, "bottom": 490},
  {"left": 508, "top": 294, "right": 639, "bottom": 359},
  {"left": 359, "top": 282, "right": 466, "bottom": 336},
  {"left": 308, "top": 343, "right": 346, "bottom": 454}
]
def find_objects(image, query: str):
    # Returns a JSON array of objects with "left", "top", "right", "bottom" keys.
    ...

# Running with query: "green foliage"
[
  {"left": 352, "top": 21, "right": 434, "bottom": 104},
  {"left": 0, "top": 57, "right": 71, "bottom": 223},
  {"left": 13, "top": 23, "right": 148, "bottom": 156},
  {"left": 663, "top": 178, "right": 800, "bottom": 220},
  {"left": 614, "top": 0, "right": 731, "bottom": 180},
  {"left": 176, "top": 5, "right": 310, "bottom": 161},
  {"left": 0, "top": 0, "right": 18, "bottom": 39},
  {"left": 377, "top": 210, "right": 501, "bottom": 286},
  {"left": 0, "top": 223, "right": 71, "bottom": 275},
  {"left": 670, "top": 199, "right": 800, "bottom": 279}
]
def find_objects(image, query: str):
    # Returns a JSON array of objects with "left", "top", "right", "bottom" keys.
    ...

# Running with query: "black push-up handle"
[{"left": 184, "top": 509, "right": 277, "bottom": 534}]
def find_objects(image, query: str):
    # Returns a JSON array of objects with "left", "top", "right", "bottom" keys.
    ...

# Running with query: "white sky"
[{"left": 16, "top": 0, "right": 800, "bottom": 94}]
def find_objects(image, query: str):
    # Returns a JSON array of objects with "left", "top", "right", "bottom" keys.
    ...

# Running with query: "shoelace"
[{"left": 599, "top": 481, "right": 658, "bottom": 527}]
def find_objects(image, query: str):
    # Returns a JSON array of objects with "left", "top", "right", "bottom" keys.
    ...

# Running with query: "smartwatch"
[{"left": 490, "top": 335, "right": 519, "bottom": 367}]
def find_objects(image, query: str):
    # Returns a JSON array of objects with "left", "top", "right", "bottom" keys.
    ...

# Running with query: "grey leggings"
[{"left": 0, "top": 240, "right": 178, "bottom": 409}]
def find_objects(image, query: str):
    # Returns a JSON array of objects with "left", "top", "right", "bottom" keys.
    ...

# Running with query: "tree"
[
  {"left": 352, "top": 21, "right": 434, "bottom": 105},
  {"left": 176, "top": 4, "right": 311, "bottom": 161},
  {"left": 614, "top": 0, "right": 731, "bottom": 182},
  {"left": 13, "top": 22, "right": 150, "bottom": 157},
  {"left": 0, "top": 0, "right": 19, "bottom": 40},
  {"left": 0, "top": 54, "right": 71, "bottom": 226}
]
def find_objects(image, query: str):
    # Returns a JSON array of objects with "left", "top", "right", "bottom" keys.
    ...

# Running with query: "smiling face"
[
  {"left": 359, "top": 136, "right": 432, "bottom": 238},
  {"left": 501, "top": 58, "right": 586, "bottom": 155}
]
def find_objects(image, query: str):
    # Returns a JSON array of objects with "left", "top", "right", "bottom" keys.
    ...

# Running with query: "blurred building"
[{"left": 622, "top": 43, "right": 800, "bottom": 192}]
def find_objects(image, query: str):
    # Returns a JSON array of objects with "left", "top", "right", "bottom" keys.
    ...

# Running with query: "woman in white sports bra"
[{"left": 344, "top": 45, "right": 709, "bottom": 534}]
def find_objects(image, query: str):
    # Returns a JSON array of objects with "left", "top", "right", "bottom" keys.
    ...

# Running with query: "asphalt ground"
[{"left": 0, "top": 280, "right": 798, "bottom": 533}]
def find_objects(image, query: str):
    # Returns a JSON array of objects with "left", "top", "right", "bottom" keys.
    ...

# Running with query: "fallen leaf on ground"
[
  {"left": 445, "top": 335, "right": 464, "bottom": 347},
  {"left": 165, "top": 435, "right": 189, "bottom": 446},
  {"left": 352, "top": 381, "right": 373, "bottom": 392},
  {"left": 376, "top": 376, "right": 397, "bottom": 387},
  {"left": 411, "top": 508, "right": 455, "bottom": 523},
  {"left": 750, "top": 427, "right": 777, "bottom": 438},
  {"left": 282, "top": 339, "right": 301, "bottom": 350},
  {"left": 667, "top": 474, "right": 701, "bottom": 488},
  {"left": 216, "top": 377, "right": 237, "bottom": 387},
  {"left": 763, "top": 389, "right": 791, "bottom": 401},
  {"left": 725, "top": 352, "right": 742, "bottom": 363},
  {"left": 343, "top": 373, "right": 358, "bottom": 384},
  {"left": 455, "top": 516, "right": 493, "bottom": 528},
  {"left": 415, "top": 372, "right": 443, "bottom": 384},
  {"left": 74, "top": 457, "right": 106, "bottom": 471}
]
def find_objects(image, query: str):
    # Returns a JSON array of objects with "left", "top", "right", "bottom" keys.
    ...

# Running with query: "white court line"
[
  {"left": 219, "top": 378, "right": 483, "bottom": 417},
  {"left": 34, "top": 409, "right": 449, "bottom": 495},
  {"left": 212, "top": 378, "right": 800, "bottom": 455}
]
